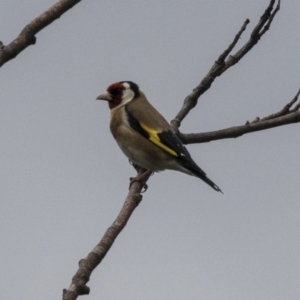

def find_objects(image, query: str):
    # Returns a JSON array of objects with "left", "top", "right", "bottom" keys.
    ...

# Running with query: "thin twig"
[
  {"left": 217, "top": 19, "right": 250, "bottom": 64},
  {"left": 253, "top": 88, "right": 300, "bottom": 122},
  {"left": 223, "top": 0, "right": 280, "bottom": 72},
  {"left": 170, "top": 0, "right": 280, "bottom": 132},
  {"left": 180, "top": 111, "right": 300, "bottom": 144},
  {"left": 0, "top": 0, "right": 81, "bottom": 68},
  {"left": 180, "top": 88, "right": 300, "bottom": 144},
  {"left": 258, "top": 0, "right": 280, "bottom": 37}
]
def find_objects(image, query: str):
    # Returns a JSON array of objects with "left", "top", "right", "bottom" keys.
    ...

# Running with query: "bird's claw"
[{"left": 129, "top": 177, "right": 148, "bottom": 193}]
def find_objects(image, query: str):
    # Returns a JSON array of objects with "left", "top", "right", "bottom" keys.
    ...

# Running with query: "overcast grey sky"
[{"left": 1, "top": 1, "right": 299, "bottom": 299}]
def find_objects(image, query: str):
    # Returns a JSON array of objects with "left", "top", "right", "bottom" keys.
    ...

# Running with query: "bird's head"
[{"left": 97, "top": 81, "right": 140, "bottom": 110}]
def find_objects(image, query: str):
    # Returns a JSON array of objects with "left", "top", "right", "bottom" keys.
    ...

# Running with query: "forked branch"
[{"left": 170, "top": 0, "right": 281, "bottom": 131}]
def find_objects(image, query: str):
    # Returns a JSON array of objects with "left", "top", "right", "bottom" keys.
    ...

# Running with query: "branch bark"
[
  {"left": 181, "top": 111, "right": 300, "bottom": 144},
  {"left": 180, "top": 89, "right": 300, "bottom": 144},
  {"left": 62, "top": 169, "right": 151, "bottom": 300},
  {"left": 0, "top": 0, "right": 81, "bottom": 68},
  {"left": 170, "top": 0, "right": 281, "bottom": 132}
]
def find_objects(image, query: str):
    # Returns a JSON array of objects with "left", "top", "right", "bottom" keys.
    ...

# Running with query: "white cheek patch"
[
  {"left": 110, "top": 82, "right": 135, "bottom": 112},
  {"left": 122, "top": 87, "right": 135, "bottom": 104},
  {"left": 123, "top": 82, "right": 130, "bottom": 89}
]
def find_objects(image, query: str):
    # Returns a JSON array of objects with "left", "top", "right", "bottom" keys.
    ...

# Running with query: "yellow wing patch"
[{"left": 140, "top": 123, "right": 178, "bottom": 157}]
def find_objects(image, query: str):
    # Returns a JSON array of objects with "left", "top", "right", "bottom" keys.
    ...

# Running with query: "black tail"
[
  {"left": 196, "top": 171, "right": 223, "bottom": 193},
  {"left": 180, "top": 160, "right": 223, "bottom": 193}
]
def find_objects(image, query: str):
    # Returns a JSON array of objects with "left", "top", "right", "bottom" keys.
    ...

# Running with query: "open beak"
[{"left": 96, "top": 92, "right": 112, "bottom": 101}]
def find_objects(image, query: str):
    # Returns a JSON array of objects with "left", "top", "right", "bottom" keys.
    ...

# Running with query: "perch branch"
[
  {"left": 62, "top": 168, "right": 151, "bottom": 300},
  {"left": 0, "top": 0, "right": 81, "bottom": 68}
]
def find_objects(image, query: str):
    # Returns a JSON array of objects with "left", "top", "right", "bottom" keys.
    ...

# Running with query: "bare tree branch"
[
  {"left": 62, "top": 169, "right": 152, "bottom": 300},
  {"left": 170, "top": 0, "right": 280, "bottom": 132},
  {"left": 250, "top": 88, "right": 300, "bottom": 123},
  {"left": 179, "top": 88, "right": 300, "bottom": 144},
  {"left": 0, "top": 0, "right": 81, "bottom": 68},
  {"left": 252, "top": 0, "right": 280, "bottom": 37}
]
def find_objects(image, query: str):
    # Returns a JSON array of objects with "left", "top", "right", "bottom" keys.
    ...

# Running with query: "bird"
[{"left": 96, "top": 81, "right": 222, "bottom": 193}]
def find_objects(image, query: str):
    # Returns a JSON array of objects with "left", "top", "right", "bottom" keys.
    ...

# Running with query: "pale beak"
[{"left": 96, "top": 92, "right": 112, "bottom": 101}]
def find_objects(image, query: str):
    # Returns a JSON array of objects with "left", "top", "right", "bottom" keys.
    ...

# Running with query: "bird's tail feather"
[
  {"left": 197, "top": 172, "right": 223, "bottom": 193},
  {"left": 181, "top": 161, "right": 223, "bottom": 193}
]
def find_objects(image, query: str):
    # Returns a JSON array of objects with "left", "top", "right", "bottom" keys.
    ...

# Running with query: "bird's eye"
[{"left": 114, "top": 88, "right": 123, "bottom": 94}]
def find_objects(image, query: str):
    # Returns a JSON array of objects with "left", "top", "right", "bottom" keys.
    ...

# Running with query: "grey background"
[{"left": 1, "top": 1, "right": 299, "bottom": 299}]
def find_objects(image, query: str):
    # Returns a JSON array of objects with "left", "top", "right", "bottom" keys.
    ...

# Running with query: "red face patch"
[{"left": 107, "top": 82, "right": 125, "bottom": 109}]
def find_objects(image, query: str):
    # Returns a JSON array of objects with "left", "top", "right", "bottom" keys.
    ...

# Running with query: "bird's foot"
[
  {"left": 129, "top": 177, "right": 148, "bottom": 192},
  {"left": 129, "top": 169, "right": 152, "bottom": 193}
]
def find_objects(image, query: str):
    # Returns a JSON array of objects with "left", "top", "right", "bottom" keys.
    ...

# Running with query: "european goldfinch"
[{"left": 97, "top": 81, "right": 222, "bottom": 193}]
